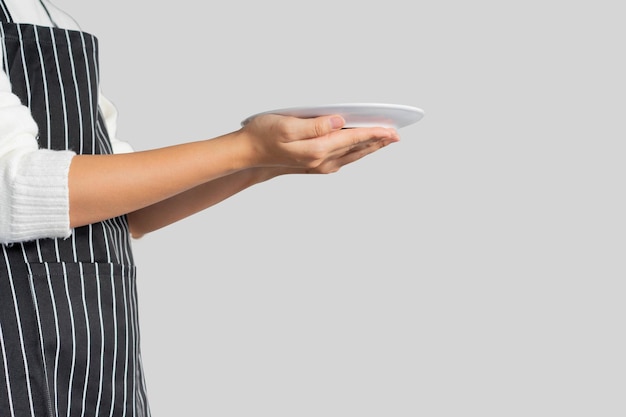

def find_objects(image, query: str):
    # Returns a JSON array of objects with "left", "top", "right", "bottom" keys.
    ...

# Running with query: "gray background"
[{"left": 54, "top": 0, "right": 625, "bottom": 415}]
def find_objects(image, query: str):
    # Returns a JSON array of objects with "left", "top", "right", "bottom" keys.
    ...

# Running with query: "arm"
[
  {"left": 126, "top": 167, "right": 278, "bottom": 238},
  {"left": 69, "top": 114, "right": 399, "bottom": 238}
]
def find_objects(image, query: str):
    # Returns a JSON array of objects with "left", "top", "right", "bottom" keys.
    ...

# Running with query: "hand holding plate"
[{"left": 237, "top": 112, "right": 400, "bottom": 173}]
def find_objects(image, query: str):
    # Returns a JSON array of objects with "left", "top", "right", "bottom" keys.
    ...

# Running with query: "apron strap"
[
  {"left": 38, "top": 0, "right": 59, "bottom": 28},
  {"left": 0, "top": 0, "right": 14, "bottom": 23},
  {"left": 0, "top": 1, "right": 61, "bottom": 27}
]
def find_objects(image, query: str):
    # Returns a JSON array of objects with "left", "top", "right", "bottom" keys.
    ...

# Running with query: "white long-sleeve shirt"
[{"left": 0, "top": 0, "right": 132, "bottom": 243}]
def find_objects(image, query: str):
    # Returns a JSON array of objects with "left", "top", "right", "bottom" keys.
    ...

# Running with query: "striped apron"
[{"left": 0, "top": 2, "right": 151, "bottom": 416}]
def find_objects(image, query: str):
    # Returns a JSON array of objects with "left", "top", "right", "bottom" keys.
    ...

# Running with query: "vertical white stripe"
[
  {"left": 2, "top": 247, "right": 36, "bottom": 417},
  {"left": 0, "top": 25, "right": 10, "bottom": 75},
  {"left": 82, "top": 34, "right": 98, "bottom": 266},
  {"left": 111, "top": 220, "right": 124, "bottom": 263},
  {"left": 138, "top": 353, "right": 148, "bottom": 417},
  {"left": 102, "top": 220, "right": 120, "bottom": 263},
  {"left": 19, "top": 246, "right": 50, "bottom": 416},
  {"left": 94, "top": 263, "right": 105, "bottom": 416},
  {"left": 65, "top": 30, "right": 84, "bottom": 154},
  {"left": 129, "top": 271, "right": 137, "bottom": 417},
  {"left": 44, "top": 262, "right": 61, "bottom": 417},
  {"left": 48, "top": 28, "right": 69, "bottom": 152},
  {"left": 0, "top": 321, "right": 17, "bottom": 417},
  {"left": 97, "top": 216, "right": 112, "bottom": 264},
  {"left": 108, "top": 265, "right": 118, "bottom": 417},
  {"left": 31, "top": 27, "right": 52, "bottom": 148},
  {"left": 53, "top": 237, "right": 61, "bottom": 264},
  {"left": 62, "top": 264, "right": 77, "bottom": 417},
  {"left": 71, "top": 234, "right": 78, "bottom": 263},
  {"left": 79, "top": 263, "right": 91, "bottom": 417},
  {"left": 115, "top": 217, "right": 132, "bottom": 267},
  {"left": 124, "top": 219, "right": 133, "bottom": 266},
  {"left": 35, "top": 241, "right": 43, "bottom": 263},
  {"left": 32, "top": 27, "right": 59, "bottom": 263},
  {"left": 121, "top": 266, "right": 130, "bottom": 417},
  {"left": 16, "top": 26, "right": 32, "bottom": 108},
  {"left": 92, "top": 88, "right": 118, "bottom": 259},
  {"left": 95, "top": 117, "right": 114, "bottom": 153},
  {"left": 68, "top": 29, "right": 84, "bottom": 265},
  {"left": 88, "top": 225, "right": 96, "bottom": 264},
  {"left": 90, "top": 34, "right": 98, "bottom": 153}
]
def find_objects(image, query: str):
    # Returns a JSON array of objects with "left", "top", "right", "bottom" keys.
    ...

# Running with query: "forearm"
[
  {"left": 68, "top": 131, "right": 252, "bottom": 229},
  {"left": 126, "top": 167, "right": 284, "bottom": 238}
]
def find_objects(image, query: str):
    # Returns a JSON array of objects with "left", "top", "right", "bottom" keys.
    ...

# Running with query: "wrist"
[
  {"left": 247, "top": 166, "right": 289, "bottom": 184},
  {"left": 222, "top": 128, "right": 262, "bottom": 170}
]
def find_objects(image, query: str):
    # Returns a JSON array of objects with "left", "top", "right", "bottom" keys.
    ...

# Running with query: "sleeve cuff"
[{"left": 5, "top": 149, "right": 76, "bottom": 243}]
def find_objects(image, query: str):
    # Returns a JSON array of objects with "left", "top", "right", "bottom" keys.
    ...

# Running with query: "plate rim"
[{"left": 241, "top": 102, "right": 425, "bottom": 128}]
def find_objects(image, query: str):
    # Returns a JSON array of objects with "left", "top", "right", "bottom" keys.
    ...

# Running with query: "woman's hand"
[{"left": 236, "top": 113, "right": 400, "bottom": 172}]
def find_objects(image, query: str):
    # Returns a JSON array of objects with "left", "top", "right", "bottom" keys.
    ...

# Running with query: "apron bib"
[{"left": 0, "top": 3, "right": 150, "bottom": 416}]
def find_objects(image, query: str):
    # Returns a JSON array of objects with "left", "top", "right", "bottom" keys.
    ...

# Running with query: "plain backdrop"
[{"left": 52, "top": 0, "right": 625, "bottom": 416}]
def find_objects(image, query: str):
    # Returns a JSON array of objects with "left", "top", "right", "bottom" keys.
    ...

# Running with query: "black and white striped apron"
[{"left": 0, "top": 2, "right": 150, "bottom": 416}]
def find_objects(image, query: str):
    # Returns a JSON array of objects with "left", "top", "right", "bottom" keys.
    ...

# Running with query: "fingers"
[
  {"left": 306, "top": 136, "right": 398, "bottom": 174},
  {"left": 325, "top": 126, "right": 400, "bottom": 157},
  {"left": 338, "top": 137, "right": 396, "bottom": 165},
  {"left": 291, "top": 119, "right": 399, "bottom": 170}
]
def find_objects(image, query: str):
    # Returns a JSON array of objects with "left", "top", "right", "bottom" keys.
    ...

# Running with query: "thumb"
[
  {"left": 327, "top": 115, "right": 345, "bottom": 130},
  {"left": 307, "top": 115, "right": 345, "bottom": 138}
]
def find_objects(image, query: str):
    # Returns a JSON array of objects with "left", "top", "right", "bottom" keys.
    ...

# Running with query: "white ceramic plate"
[{"left": 241, "top": 103, "right": 425, "bottom": 129}]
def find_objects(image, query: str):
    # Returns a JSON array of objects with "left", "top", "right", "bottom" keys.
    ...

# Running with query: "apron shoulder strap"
[
  {"left": 38, "top": 0, "right": 58, "bottom": 28},
  {"left": 0, "top": 1, "right": 59, "bottom": 27},
  {"left": 0, "top": 0, "right": 14, "bottom": 23}
]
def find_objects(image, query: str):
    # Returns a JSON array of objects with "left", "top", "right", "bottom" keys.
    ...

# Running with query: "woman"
[{"left": 0, "top": 1, "right": 400, "bottom": 416}]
